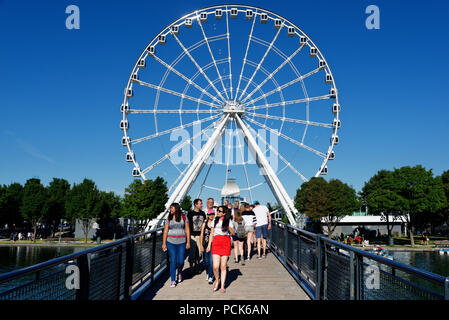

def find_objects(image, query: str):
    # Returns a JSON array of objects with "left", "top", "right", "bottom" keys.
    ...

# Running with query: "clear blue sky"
[{"left": 0, "top": 0, "right": 448, "bottom": 206}]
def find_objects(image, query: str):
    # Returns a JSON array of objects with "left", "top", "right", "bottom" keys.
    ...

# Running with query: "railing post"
[
  {"left": 355, "top": 254, "right": 362, "bottom": 300},
  {"left": 151, "top": 232, "right": 157, "bottom": 283},
  {"left": 315, "top": 234, "right": 323, "bottom": 300},
  {"left": 284, "top": 224, "right": 289, "bottom": 265},
  {"left": 445, "top": 277, "right": 449, "bottom": 300},
  {"left": 323, "top": 241, "right": 328, "bottom": 299},
  {"left": 117, "top": 244, "right": 123, "bottom": 300},
  {"left": 75, "top": 254, "right": 90, "bottom": 300},
  {"left": 297, "top": 230, "right": 301, "bottom": 276},
  {"left": 349, "top": 251, "right": 355, "bottom": 300},
  {"left": 123, "top": 236, "right": 134, "bottom": 300}
]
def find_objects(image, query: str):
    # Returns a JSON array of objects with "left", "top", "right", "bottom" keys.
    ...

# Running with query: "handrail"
[
  {"left": 0, "top": 226, "right": 166, "bottom": 300},
  {"left": 320, "top": 236, "right": 446, "bottom": 285},
  {"left": 269, "top": 219, "right": 449, "bottom": 300}
]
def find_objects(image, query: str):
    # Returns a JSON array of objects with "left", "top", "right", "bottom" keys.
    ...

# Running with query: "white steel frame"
[{"left": 120, "top": 5, "right": 341, "bottom": 228}]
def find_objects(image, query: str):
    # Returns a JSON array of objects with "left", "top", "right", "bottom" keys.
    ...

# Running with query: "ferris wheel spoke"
[
  {"left": 233, "top": 118, "right": 253, "bottom": 202},
  {"left": 167, "top": 122, "right": 217, "bottom": 193},
  {"left": 141, "top": 120, "right": 218, "bottom": 175},
  {"left": 240, "top": 67, "right": 321, "bottom": 108},
  {"left": 131, "top": 114, "right": 221, "bottom": 145},
  {"left": 237, "top": 24, "right": 283, "bottom": 102},
  {"left": 196, "top": 14, "right": 230, "bottom": 101},
  {"left": 234, "top": 9, "right": 257, "bottom": 103},
  {"left": 172, "top": 34, "right": 227, "bottom": 103},
  {"left": 246, "top": 122, "right": 309, "bottom": 182},
  {"left": 240, "top": 44, "right": 305, "bottom": 104},
  {"left": 225, "top": 6, "right": 233, "bottom": 100},
  {"left": 224, "top": 119, "right": 234, "bottom": 182},
  {"left": 134, "top": 79, "right": 220, "bottom": 108},
  {"left": 245, "top": 94, "right": 331, "bottom": 111},
  {"left": 249, "top": 113, "right": 333, "bottom": 129},
  {"left": 152, "top": 54, "right": 223, "bottom": 105},
  {"left": 129, "top": 109, "right": 219, "bottom": 114},
  {"left": 244, "top": 117, "right": 326, "bottom": 158},
  {"left": 196, "top": 135, "right": 221, "bottom": 198}
]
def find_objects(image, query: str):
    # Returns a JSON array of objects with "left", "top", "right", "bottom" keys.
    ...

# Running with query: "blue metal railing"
[
  {"left": 268, "top": 220, "right": 449, "bottom": 300},
  {"left": 0, "top": 226, "right": 167, "bottom": 300},
  {"left": 2, "top": 219, "right": 448, "bottom": 300}
]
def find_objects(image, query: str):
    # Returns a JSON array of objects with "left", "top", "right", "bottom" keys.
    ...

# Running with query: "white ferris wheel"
[{"left": 120, "top": 5, "right": 341, "bottom": 227}]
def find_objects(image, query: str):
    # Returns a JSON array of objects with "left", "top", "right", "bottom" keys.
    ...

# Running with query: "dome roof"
[{"left": 221, "top": 178, "right": 240, "bottom": 197}]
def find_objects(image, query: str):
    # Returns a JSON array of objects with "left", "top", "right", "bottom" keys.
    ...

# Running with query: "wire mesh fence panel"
[
  {"left": 299, "top": 235, "right": 317, "bottom": 282},
  {"left": 287, "top": 229, "right": 298, "bottom": 270},
  {"left": 270, "top": 224, "right": 284, "bottom": 257},
  {"left": 0, "top": 265, "right": 76, "bottom": 300},
  {"left": 154, "top": 233, "right": 166, "bottom": 271},
  {"left": 324, "top": 249, "right": 351, "bottom": 300},
  {"left": 360, "top": 257, "right": 445, "bottom": 300},
  {"left": 88, "top": 245, "right": 123, "bottom": 300},
  {"left": 132, "top": 235, "right": 154, "bottom": 284}
]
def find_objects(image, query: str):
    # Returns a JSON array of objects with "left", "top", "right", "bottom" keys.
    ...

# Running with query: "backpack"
[{"left": 235, "top": 220, "right": 246, "bottom": 238}]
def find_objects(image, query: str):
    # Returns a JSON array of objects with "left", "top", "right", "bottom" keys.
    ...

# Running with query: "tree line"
[
  {"left": 0, "top": 177, "right": 169, "bottom": 243},
  {"left": 294, "top": 165, "right": 449, "bottom": 245},
  {"left": 1, "top": 165, "right": 447, "bottom": 244}
]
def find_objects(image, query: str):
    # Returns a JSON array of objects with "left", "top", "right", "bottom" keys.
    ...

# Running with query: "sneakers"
[
  {"left": 241, "top": 258, "right": 245, "bottom": 266},
  {"left": 257, "top": 255, "right": 262, "bottom": 260},
  {"left": 263, "top": 254, "right": 267, "bottom": 259},
  {"left": 208, "top": 277, "right": 214, "bottom": 285},
  {"left": 170, "top": 281, "right": 176, "bottom": 288},
  {"left": 177, "top": 272, "right": 182, "bottom": 283}
]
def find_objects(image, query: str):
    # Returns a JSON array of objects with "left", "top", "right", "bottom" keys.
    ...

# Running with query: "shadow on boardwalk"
[{"left": 139, "top": 248, "right": 310, "bottom": 300}]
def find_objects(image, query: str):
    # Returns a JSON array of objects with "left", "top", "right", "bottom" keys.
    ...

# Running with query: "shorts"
[
  {"left": 211, "top": 235, "right": 231, "bottom": 256},
  {"left": 255, "top": 224, "right": 268, "bottom": 239}
]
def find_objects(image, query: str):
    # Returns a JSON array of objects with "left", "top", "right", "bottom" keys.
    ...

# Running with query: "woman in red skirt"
[{"left": 206, "top": 205, "right": 235, "bottom": 293}]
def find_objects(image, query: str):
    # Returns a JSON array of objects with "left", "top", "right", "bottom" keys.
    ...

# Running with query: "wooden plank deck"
[{"left": 139, "top": 249, "right": 310, "bottom": 300}]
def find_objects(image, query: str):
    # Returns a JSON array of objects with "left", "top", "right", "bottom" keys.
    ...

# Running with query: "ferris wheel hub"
[{"left": 223, "top": 100, "right": 244, "bottom": 117}]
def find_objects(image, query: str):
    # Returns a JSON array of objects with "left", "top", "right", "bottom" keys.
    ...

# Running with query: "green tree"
[
  {"left": 295, "top": 178, "right": 358, "bottom": 237},
  {"left": 361, "top": 170, "right": 402, "bottom": 242},
  {"left": 393, "top": 166, "right": 446, "bottom": 246},
  {"left": 65, "top": 179, "right": 102, "bottom": 243},
  {"left": 0, "top": 183, "right": 23, "bottom": 232},
  {"left": 122, "top": 177, "right": 168, "bottom": 231},
  {"left": 326, "top": 179, "right": 359, "bottom": 236},
  {"left": 439, "top": 170, "right": 449, "bottom": 228},
  {"left": 295, "top": 177, "right": 329, "bottom": 234},
  {"left": 180, "top": 195, "right": 192, "bottom": 212},
  {"left": 21, "top": 178, "right": 48, "bottom": 242},
  {"left": 44, "top": 178, "right": 71, "bottom": 237},
  {"left": 98, "top": 191, "right": 122, "bottom": 220}
]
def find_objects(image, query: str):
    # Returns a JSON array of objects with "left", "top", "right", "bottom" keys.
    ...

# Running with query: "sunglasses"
[{"left": 217, "top": 210, "right": 224, "bottom": 213}]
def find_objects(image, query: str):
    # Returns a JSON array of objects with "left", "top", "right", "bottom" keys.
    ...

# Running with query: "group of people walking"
[{"left": 162, "top": 198, "right": 271, "bottom": 293}]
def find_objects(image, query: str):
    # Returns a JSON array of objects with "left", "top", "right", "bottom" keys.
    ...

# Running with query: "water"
[
  {"left": 391, "top": 251, "right": 449, "bottom": 278},
  {"left": 0, "top": 245, "right": 90, "bottom": 275},
  {"left": 0, "top": 245, "right": 92, "bottom": 295}
]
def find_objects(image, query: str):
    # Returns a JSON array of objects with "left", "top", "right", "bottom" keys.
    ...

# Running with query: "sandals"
[
  {"left": 213, "top": 281, "right": 219, "bottom": 292},
  {"left": 220, "top": 288, "right": 226, "bottom": 293}
]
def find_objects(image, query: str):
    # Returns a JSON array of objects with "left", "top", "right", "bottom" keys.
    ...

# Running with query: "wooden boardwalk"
[{"left": 139, "top": 249, "right": 310, "bottom": 300}]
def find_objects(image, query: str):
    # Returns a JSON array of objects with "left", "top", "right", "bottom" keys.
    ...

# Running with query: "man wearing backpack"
[
  {"left": 187, "top": 198, "right": 206, "bottom": 275},
  {"left": 232, "top": 209, "right": 247, "bottom": 265}
]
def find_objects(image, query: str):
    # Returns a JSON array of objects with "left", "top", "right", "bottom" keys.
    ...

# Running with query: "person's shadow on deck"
[{"left": 224, "top": 268, "right": 243, "bottom": 289}]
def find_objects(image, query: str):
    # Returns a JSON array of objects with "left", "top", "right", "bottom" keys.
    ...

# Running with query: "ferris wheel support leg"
[
  {"left": 235, "top": 115, "right": 305, "bottom": 228},
  {"left": 147, "top": 115, "right": 230, "bottom": 230}
]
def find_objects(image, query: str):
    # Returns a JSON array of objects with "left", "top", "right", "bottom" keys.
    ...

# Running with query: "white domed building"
[{"left": 221, "top": 178, "right": 244, "bottom": 205}]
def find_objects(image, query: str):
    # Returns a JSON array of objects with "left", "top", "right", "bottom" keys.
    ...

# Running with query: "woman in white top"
[{"left": 206, "top": 206, "right": 235, "bottom": 293}]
